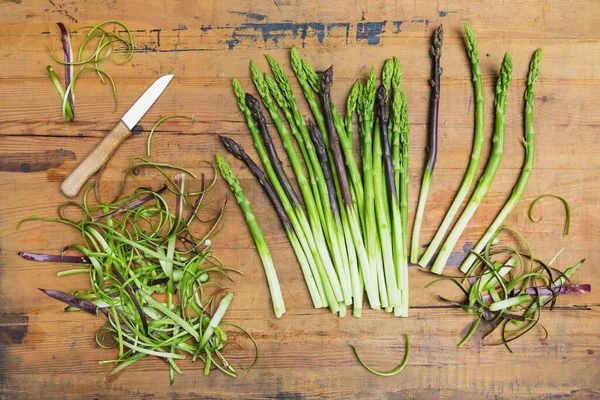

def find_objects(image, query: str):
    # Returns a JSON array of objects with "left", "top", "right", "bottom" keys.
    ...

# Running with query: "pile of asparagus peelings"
[{"left": 218, "top": 23, "right": 542, "bottom": 319}]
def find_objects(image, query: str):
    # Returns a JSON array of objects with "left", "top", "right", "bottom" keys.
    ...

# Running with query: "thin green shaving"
[{"left": 351, "top": 335, "right": 410, "bottom": 376}]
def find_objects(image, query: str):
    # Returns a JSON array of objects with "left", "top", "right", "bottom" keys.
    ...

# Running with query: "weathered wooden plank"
[
  {"left": 0, "top": 307, "right": 598, "bottom": 398},
  {"left": 1, "top": 0, "right": 599, "bottom": 398},
  {"left": 1, "top": 77, "right": 599, "bottom": 134}
]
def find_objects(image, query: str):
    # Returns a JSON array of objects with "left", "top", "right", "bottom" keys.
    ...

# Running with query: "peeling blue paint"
[
  {"left": 240, "top": 22, "right": 326, "bottom": 47},
  {"left": 438, "top": 10, "right": 456, "bottom": 17},
  {"left": 149, "top": 29, "right": 162, "bottom": 47},
  {"left": 356, "top": 21, "right": 386, "bottom": 45},
  {"left": 200, "top": 25, "right": 212, "bottom": 32},
  {"left": 173, "top": 24, "right": 187, "bottom": 31},
  {"left": 226, "top": 31, "right": 241, "bottom": 50},
  {"left": 327, "top": 22, "right": 351, "bottom": 45},
  {"left": 411, "top": 17, "right": 430, "bottom": 30},
  {"left": 392, "top": 20, "right": 405, "bottom": 33},
  {"left": 229, "top": 11, "right": 267, "bottom": 21}
]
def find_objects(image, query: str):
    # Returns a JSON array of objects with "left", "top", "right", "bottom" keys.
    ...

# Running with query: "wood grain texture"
[{"left": 0, "top": 0, "right": 599, "bottom": 398}]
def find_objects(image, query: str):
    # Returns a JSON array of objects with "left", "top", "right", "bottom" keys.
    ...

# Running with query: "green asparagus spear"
[
  {"left": 219, "top": 136, "right": 324, "bottom": 308},
  {"left": 216, "top": 154, "right": 285, "bottom": 318},
  {"left": 375, "top": 83, "right": 401, "bottom": 308},
  {"left": 460, "top": 49, "right": 542, "bottom": 273},
  {"left": 418, "top": 23, "right": 485, "bottom": 268},
  {"left": 232, "top": 79, "right": 337, "bottom": 312},
  {"left": 249, "top": 63, "right": 350, "bottom": 305},
  {"left": 431, "top": 53, "right": 513, "bottom": 274},
  {"left": 411, "top": 25, "right": 443, "bottom": 263}
]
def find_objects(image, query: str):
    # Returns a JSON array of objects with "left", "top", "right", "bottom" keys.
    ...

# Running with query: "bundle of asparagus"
[
  {"left": 219, "top": 23, "right": 546, "bottom": 319},
  {"left": 219, "top": 44, "right": 413, "bottom": 318}
]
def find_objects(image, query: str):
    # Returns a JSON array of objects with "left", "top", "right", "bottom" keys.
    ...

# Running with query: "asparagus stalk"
[
  {"left": 245, "top": 92, "right": 345, "bottom": 305},
  {"left": 320, "top": 67, "right": 353, "bottom": 210},
  {"left": 460, "top": 49, "right": 542, "bottom": 273},
  {"left": 232, "top": 79, "right": 337, "bottom": 312},
  {"left": 389, "top": 58, "right": 403, "bottom": 194},
  {"left": 246, "top": 93, "right": 302, "bottom": 209},
  {"left": 290, "top": 45, "right": 328, "bottom": 138},
  {"left": 431, "top": 53, "right": 513, "bottom": 274},
  {"left": 249, "top": 67, "right": 351, "bottom": 306},
  {"left": 265, "top": 59, "right": 360, "bottom": 313},
  {"left": 388, "top": 59, "right": 409, "bottom": 309},
  {"left": 398, "top": 98, "right": 410, "bottom": 314},
  {"left": 418, "top": 23, "right": 486, "bottom": 268},
  {"left": 357, "top": 68, "right": 381, "bottom": 291},
  {"left": 376, "top": 83, "right": 402, "bottom": 308},
  {"left": 298, "top": 55, "right": 365, "bottom": 216},
  {"left": 371, "top": 117, "right": 390, "bottom": 310},
  {"left": 411, "top": 25, "right": 444, "bottom": 263},
  {"left": 218, "top": 136, "right": 324, "bottom": 308},
  {"left": 289, "top": 49, "right": 357, "bottom": 236},
  {"left": 319, "top": 66, "right": 381, "bottom": 310},
  {"left": 264, "top": 73, "right": 326, "bottom": 231},
  {"left": 295, "top": 58, "right": 371, "bottom": 314},
  {"left": 302, "top": 58, "right": 321, "bottom": 94},
  {"left": 215, "top": 154, "right": 285, "bottom": 318},
  {"left": 309, "top": 122, "right": 367, "bottom": 314},
  {"left": 293, "top": 60, "right": 367, "bottom": 315},
  {"left": 259, "top": 64, "right": 352, "bottom": 308},
  {"left": 344, "top": 81, "right": 365, "bottom": 221}
]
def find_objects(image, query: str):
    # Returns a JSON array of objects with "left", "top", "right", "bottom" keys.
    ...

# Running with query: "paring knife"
[{"left": 60, "top": 74, "right": 174, "bottom": 198}]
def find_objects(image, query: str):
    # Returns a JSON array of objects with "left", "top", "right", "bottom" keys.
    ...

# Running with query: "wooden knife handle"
[{"left": 60, "top": 120, "right": 132, "bottom": 198}]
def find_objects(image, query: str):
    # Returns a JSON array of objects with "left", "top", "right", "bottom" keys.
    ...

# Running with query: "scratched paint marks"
[
  {"left": 227, "top": 22, "right": 326, "bottom": 49},
  {"left": 45, "top": 0, "right": 78, "bottom": 23},
  {"left": 439, "top": 10, "right": 457, "bottom": 17},
  {"left": 229, "top": 11, "right": 268, "bottom": 21},
  {"left": 217, "top": 17, "right": 433, "bottom": 49},
  {"left": 327, "top": 23, "right": 351, "bottom": 45},
  {"left": 0, "top": 149, "right": 75, "bottom": 173},
  {"left": 356, "top": 21, "right": 387, "bottom": 45},
  {"left": 120, "top": 15, "right": 439, "bottom": 54}
]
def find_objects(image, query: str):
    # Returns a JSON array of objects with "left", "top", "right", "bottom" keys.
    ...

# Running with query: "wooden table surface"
[{"left": 1, "top": 0, "right": 599, "bottom": 398}]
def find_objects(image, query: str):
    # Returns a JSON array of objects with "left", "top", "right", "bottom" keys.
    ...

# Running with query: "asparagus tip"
[
  {"left": 432, "top": 25, "right": 444, "bottom": 58},
  {"left": 218, "top": 136, "right": 245, "bottom": 161},
  {"left": 320, "top": 65, "right": 334, "bottom": 92},
  {"left": 376, "top": 84, "right": 387, "bottom": 106},
  {"left": 245, "top": 93, "right": 261, "bottom": 118}
]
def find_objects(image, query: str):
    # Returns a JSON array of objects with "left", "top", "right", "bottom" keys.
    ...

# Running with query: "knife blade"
[{"left": 60, "top": 75, "right": 174, "bottom": 198}]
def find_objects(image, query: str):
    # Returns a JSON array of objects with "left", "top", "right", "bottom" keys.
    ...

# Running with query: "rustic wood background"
[{"left": 1, "top": 0, "right": 598, "bottom": 398}]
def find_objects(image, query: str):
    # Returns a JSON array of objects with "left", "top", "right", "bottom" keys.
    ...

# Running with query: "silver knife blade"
[{"left": 121, "top": 74, "right": 174, "bottom": 129}]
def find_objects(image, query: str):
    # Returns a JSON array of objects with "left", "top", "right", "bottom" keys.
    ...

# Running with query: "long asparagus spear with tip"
[
  {"left": 249, "top": 63, "right": 351, "bottom": 309},
  {"left": 319, "top": 66, "right": 381, "bottom": 310},
  {"left": 218, "top": 136, "right": 323, "bottom": 308},
  {"left": 431, "top": 53, "right": 513, "bottom": 274},
  {"left": 412, "top": 25, "right": 443, "bottom": 263},
  {"left": 460, "top": 49, "right": 542, "bottom": 273},
  {"left": 376, "top": 82, "right": 402, "bottom": 309},
  {"left": 245, "top": 92, "right": 346, "bottom": 307},
  {"left": 232, "top": 79, "right": 337, "bottom": 312},
  {"left": 216, "top": 154, "right": 286, "bottom": 318},
  {"left": 419, "top": 24, "right": 486, "bottom": 268}
]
